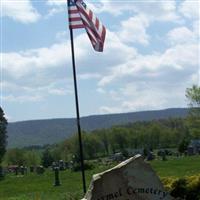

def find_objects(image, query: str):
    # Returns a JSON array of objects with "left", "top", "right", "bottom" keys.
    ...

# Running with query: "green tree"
[
  {"left": 68, "top": 132, "right": 102, "bottom": 160},
  {"left": 186, "top": 85, "right": 200, "bottom": 107},
  {"left": 147, "top": 124, "right": 161, "bottom": 149},
  {"left": 178, "top": 138, "right": 189, "bottom": 154},
  {"left": 0, "top": 107, "right": 7, "bottom": 163},
  {"left": 5, "top": 148, "right": 26, "bottom": 166},
  {"left": 25, "top": 151, "right": 41, "bottom": 166},
  {"left": 95, "top": 129, "right": 110, "bottom": 156},
  {"left": 109, "top": 127, "right": 128, "bottom": 153},
  {"left": 59, "top": 139, "right": 71, "bottom": 162},
  {"left": 83, "top": 133, "right": 102, "bottom": 159},
  {"left": 186, "top": 85, "right": 200, "bottom": 138},
  {"left": 41, "top": 149, "right": 54, "bottom": 168},
  {"left": 68, "top": 133, "right": 82, "bottom": 162},
  {"left": 51, "top": 147, "right": 62, "bottom": 162}
]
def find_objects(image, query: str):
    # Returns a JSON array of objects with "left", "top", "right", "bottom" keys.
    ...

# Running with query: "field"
[{"left": 0, "top": 156, "right": 200, "bottom": 200}]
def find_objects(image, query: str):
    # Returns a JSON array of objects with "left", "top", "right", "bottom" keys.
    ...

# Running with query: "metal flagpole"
[{"left": 69, "top": 27, "right": 87, "bottom": 194}]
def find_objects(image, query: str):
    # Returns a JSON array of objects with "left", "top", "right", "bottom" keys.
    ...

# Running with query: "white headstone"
[{"left": 82, "top": 155, "right": 173, "bottom": 200}]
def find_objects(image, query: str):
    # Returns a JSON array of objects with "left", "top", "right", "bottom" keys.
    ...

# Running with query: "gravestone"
[
  {"left": 59, "top": 160, "right": 65, "bottom": 170},
  {"left": 53, "top": 166, "right": 61, "bottom": 186},
  {"left": 146, "top": 151, "right": 155, "bottom": 161},
  {"left": 20, "top": 166, "right": 25, "bottom": 175},
  {"left": 30, "top": 166, "right": 35, "bottom": 173},
  {"left": 36, "top": 166, "right": 45, "bottom": 174},
  {"left": 82, "top": 155, "right": 173, "bottom": 200},
  {"left": 15, "top": 166, "right": 19, "bottom": 175},
  {"left": 0, "top": 166, "right": 4, "bottom": 180}
]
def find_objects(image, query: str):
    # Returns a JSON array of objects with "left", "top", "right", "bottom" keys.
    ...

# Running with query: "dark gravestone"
[
  {"left": 20, "top": 166, "right": 25, "bottom": 175},
  {"left": 59, "top": 160, "right": 65, "bottom": 170},
  {"left": 30, "top": 166, "right": 35, "bottom": 173},
  {"left": 53, "top": 167, "right": 61, "bottom": 186},
  {"left": 65, "top": 162, "right": 69, "bottom": 169},
  {"left": 24, "top": 167, "right": 28, "bottom": 174},
  {"left": 36, "top": 166, "right": 45, "bottom": 174},
  {"left": 162, "top": 151, "right": 167, "bottom": 161},
  {"left": 15, "top": 167, "right": 19, "bottom": 175},
  {"left": 0, "top": 166, "right": 4, "bottom": 180},
  {"left": 147, "top": 151, "right": 155, "bottom": 161}
]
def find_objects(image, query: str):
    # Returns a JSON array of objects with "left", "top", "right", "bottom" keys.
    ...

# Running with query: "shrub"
[
  {"left": 71, "top": 161, "right": 94, "bottom": 172},
  {"left": 170, "top": 178, "right": 187, "bottom": 199},
  {"left": 162, "top": 174, "right": 200, "bottom": 200}
]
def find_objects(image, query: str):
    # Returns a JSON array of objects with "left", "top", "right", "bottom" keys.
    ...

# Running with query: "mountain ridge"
[{"left": 7, "top": 108, "right": 188, "bottom": 148}]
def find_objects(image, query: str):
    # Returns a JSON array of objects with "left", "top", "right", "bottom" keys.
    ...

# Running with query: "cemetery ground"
[{"left": 0, "top": 155, "right": 200, "bottom": 200}]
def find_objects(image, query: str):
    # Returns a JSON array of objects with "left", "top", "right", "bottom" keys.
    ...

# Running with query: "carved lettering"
[
  {"left": 96, "top": 186, "right": 169, "bottom": 200},
  {"left": 126, "top": 186, "right": 169, "bottom": 199},
  {"left": 96, "top": 188, "right": 123, "bottom": 200}
]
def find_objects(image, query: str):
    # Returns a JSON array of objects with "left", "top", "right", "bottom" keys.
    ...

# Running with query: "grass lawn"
[
  {"left": 0, "top": 164, "right": 110, "bottom": 200},
  {"left": 150, "top": 155, "right": 200, "bottom": 178},
  {"left": 0, "top": 156, "right": 200, "bottom": 200}
]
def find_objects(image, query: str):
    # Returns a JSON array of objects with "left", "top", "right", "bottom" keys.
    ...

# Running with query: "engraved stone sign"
[{"left": 82, "top": 155, "right": 173, "bottom": 200}]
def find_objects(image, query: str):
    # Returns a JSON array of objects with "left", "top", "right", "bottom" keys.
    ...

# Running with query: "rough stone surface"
[{"left": 82, "top": 155, "right": 173, "bottom": 200}]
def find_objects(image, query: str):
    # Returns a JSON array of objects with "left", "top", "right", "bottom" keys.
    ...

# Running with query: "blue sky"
[{"left": 1, "top": 0, "right": 199, "bottom": 122}]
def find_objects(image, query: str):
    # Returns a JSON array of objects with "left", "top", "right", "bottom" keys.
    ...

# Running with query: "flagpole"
[{"left": 69, "top": 28, "right": 87, "bottom": 194}]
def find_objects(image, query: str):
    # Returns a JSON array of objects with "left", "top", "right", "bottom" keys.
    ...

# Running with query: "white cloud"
[
  {"left": 2, "top": 0, "right": 199, "bottom": 118},
  {"left": 1, "top": 0, "right": 41, "bottom": 23},
  {"left": 98, "top": 43, "right": 198, "bottom": 87},
  {"left": 45, "top": 7, "right": 65, "bottom": 19},
  {"left": 193, "top": 20, "right": 200, "bottom": 36},
  {"left": 1, "top": 42, "right": 71, "bottom": 79},
  {"left": 179, "top": 0, "right": 199, "bottom": 19},
  {"left": 103, "top": 30, "right": 137, "bottom": 62},
  {"left": 98, "top": 77, "right": 193, "bottom": 115},
  {"left": 49, "top": 0, "right": 180, "bottom": 22},
  {"left": 97, "top": 88, "right": 106, "bottom": 94},
  {"left": 132, "top": 0, "right": 179, "bottom": 22},
  {"left": 2, "top": 80, "right": 74, "bottom": 104},
  {"left": 46, "top": 0, "right": 180, "bottom": 23},
  {"left": 1, "top": 28, "right": 137, "bottom": 88},
  {"left": 96, "top": 26, "right": 199, "bottom": 113},
  {"left": 99, "top": 106, "right": 122, "bottom": 114},
  {"left": 3, "top": 94, "right": 43, "bottom": 103},
  {"left": 162, "top": 44, "right": 198, "bottom": 69},
  {"left": 46, "top": 0, "right": 66, "bottom": 6},
  {"left": 48, "top": 88, "right": 70, "bottom": 96},
  {"left": 56, "top": 31, "right": 68, "bottom": 41},
  {"left": 45, "top": 0, "right": 69, "bottom": 18},
  {"left": 93, "top": 0, "right": 179, "bottom": 22},
  {"left": 99, "top": 88, "right": 167, "bottom": 114},
  {"left": 68, "top": 30, "right": 137, "bottom": 74},
  {"left": 119, "top": 15, "right": 150, "bottom": 45},
  {"left": 121, "top": 92, "right": 167, "bottom": 111},
  {"left": 78, "top": 73, "right": 101, "bottom": 80},
  {"left": 1, "top": 28, "right": 139, "bottom": 107},
  {"left": 167, "top": 26, "right": 197, "bottom": 45}
]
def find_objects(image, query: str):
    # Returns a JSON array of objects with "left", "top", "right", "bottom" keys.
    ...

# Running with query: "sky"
[{"left": 0, "top": 0, "right": 199, "bottom": 122}]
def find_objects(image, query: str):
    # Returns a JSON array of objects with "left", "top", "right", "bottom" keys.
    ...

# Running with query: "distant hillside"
[{"left": 7, "top": 108, "right": 188, "bottom": 148}]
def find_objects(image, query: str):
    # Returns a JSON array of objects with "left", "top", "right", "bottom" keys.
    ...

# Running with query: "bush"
[
  {"left": 170, "top": 178, "right": 187, "bottom": 199},
  {"left": 187, "top": 175, "right": 200, "bottom": 200},
  {"left": 162, "top": 174, "right": 200, "bottom": 200},
  {"left": 71, "top": 161, "right": 94, "bottom": 172}
]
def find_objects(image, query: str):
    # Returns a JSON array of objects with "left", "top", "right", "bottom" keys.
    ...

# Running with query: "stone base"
[{"left": 82, "top": 155, "right": 173, "bottom": 200}]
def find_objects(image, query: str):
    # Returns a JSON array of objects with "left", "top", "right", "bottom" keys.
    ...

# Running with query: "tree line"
[
  {"left": 3, "top": 115, "right": 197, "bottom": 167},
  {"left": 1, "top": 85, "right": 200, "bottom": 167}
]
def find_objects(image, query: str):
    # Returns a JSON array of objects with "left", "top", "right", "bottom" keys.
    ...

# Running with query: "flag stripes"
[
  {"left": 68, "top": 0, "right": 106, "bottom": 52},
  {"left": 68, "top": 2, "right": 85, "bottom": 28}
]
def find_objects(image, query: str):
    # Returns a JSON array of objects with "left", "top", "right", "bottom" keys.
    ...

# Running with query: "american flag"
[{"left": 68, "top": 0, "right": 106, "bottom": 52}]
